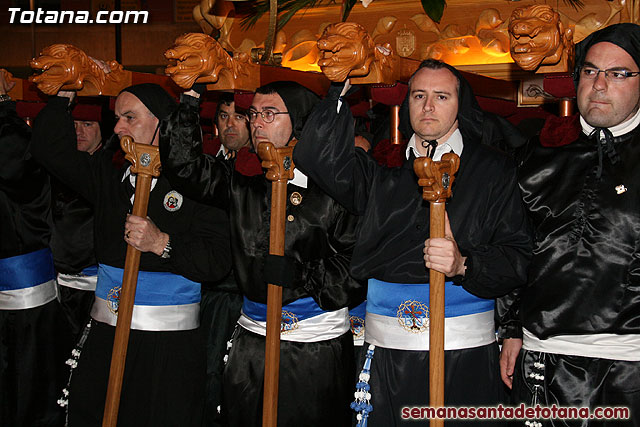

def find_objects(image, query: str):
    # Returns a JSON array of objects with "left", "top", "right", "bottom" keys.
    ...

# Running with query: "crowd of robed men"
[{"left": 1, "top": 22, "right": 639, "bottom": 427}]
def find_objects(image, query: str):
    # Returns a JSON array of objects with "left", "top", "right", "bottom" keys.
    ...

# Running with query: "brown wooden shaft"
[
  {"left": 262, "top": 178, "right": 288, "bottom": 427},
  {"left": 559, "top": 98, "right": 574, "bottom": 117},
  {"left": 429, "top": 200, "right": 446, "bottom": 427},
  {"left": 390, "top": 105, "right": 401, "bottom": 145},
  {"left": 102, "top": 173, "right": 153, "bottom": 427}
]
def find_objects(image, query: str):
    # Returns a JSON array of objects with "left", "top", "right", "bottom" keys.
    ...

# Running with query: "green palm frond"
[
  {"left": 562, "top": 0, "right": 584, "bottom": 11},
  {"left": 342, "top": 0, "right": 358, "bottom": 21},
  {"left": 241, "top": 0, "right": 336, "bottom": 31}
]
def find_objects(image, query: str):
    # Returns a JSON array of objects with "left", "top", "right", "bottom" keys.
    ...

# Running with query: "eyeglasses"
[
  {"left": 579, "top": 66, "right": 640, "bottom": 82},
  {"left": 247, "top": 109, "right": 289, "bottom": 124}
]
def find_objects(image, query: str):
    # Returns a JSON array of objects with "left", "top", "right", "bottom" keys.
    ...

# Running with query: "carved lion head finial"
[
  {"left": 509, "top": 5, "right": 574, "bottom": 71},
  {"left": 30, "top": 44, "right": 98, "bottom": 94},
  {"left": 165, "top": 33, "right": 230, "bottom": 88},
  {"left": 317, "top": 22, "right": 377, "bottom": 82}
]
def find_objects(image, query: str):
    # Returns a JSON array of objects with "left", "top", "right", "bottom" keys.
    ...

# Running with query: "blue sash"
[
  {"left": 242, "top": 296, "right": 326, "bottom": 322},
  {"left": 349, "top": 300, "right": 367, "bottom": 318},
  {"left": 96, "top": 264, "right": 200, "bottom": 306},
  {"left": 0, "top": 248, "right": 56, "bottom": 291},
  {"left": 81, "top": 265, "right": 99, "bottom": 276},
  {"left": 367, "top": 278, "right": 493, "bottom": 318}
]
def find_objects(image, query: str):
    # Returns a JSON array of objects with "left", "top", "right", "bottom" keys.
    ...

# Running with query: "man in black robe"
[
  {"left": 501, "top": 23, "right": 640, "bottom": 426},
  {"left": 0, "top": 68, "right": 71, "bottom": 427},
  {"left": 199, "top": 92, "right": 247, "bottom": 426},
  {"left": 293, "top": 59, "right": 532, "bottom": 426},
  {"left": 31, "top": 83, "right": 231, "bottom": 426},
  {"left": 52, "top": 100, "right": 114, "bottom": 340},
  {"left": 160, "top": 81, "right": 365, "bottom": 426}
]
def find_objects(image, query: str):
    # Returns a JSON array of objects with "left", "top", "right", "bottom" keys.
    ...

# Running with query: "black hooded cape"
[{"left": 293, "top": 76, "right": 532, "bottom": 298}]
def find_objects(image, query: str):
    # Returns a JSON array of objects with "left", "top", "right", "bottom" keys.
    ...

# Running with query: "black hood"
[
  {"left": 399, "top": 61, "right": 525, "bottom": 151},
  {"left": 121, "top": 83, "right": 177, "bottom": 120},
  {"left": 259, "top": 81, "right": 320, "bottom": 142},
  {"left": 574, "top": 23, "right": 640, "bottom": 89}
]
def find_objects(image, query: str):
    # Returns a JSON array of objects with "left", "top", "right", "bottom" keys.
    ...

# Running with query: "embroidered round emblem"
[
  {"left": 397, "top": 300, "right": 429, "bottom": 333},
  {"left": 140, "top": 153, "right": 151, "bottom": 167},
  {"left": 280, "top": 310, "right": 299, "bottom": 334},
  {"left": 164, "top": 190, "right": 183, "bottom": 212},
  {"left": 107, "top": 285, "right": 121, "bottom": 315},
  {"left": 350, "top": 315, "right": 365, "bottom": 339},
  {"left": 289, "top": 192, "right": 302, "bottom": 206}
]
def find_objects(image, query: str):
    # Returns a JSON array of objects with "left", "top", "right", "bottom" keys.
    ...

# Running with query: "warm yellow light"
[
  {"left": 281, "top": 41, "right": 322, "bottom": 72},
  {"left": 435, "top": 36, "right": 514, "bottom": 66}
]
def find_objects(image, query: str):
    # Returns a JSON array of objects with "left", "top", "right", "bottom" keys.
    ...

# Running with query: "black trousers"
[
  {"left": 363, "top": 342, "right": 508, "bottom": 426},
  {"left": 512, "top": 349, "right": 640, "bottom": 426},
  {"left": 67, "top": 320, "right": 205, "bottom": 427},
  {"left": 199, "top": 289, "right": 242, "bottom": 427},
  {"left": 0, "top": 299, "right": 72, "bottom": 427},
  {"left": 223, "top": 327, "right": 355, "bottom": 427}
]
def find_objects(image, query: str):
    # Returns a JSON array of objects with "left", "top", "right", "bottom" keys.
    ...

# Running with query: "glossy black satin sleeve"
[
  {"left": 294, "top": 93, "right": 378, "bottom": 215},
  {"left": 495, "top": 289, "right": 523, "bottom": 339},
  {"left": 159, "top": 94, "right": 231, "bottom": 210},
  {"left": 0, "top": 101, "right": 51, "bottom": 257},
  {"left": 296, "top": 198, "right": 366, "bottom": 311},
  {"left": 31, "top": 96, "right": 103, "bottom": 205},
  {"left": 453, "top": 152, "right": 533, "bottom": 298}
]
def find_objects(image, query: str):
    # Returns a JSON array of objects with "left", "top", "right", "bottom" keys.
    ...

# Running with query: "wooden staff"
[
  {"left": 102, "top": 136, "right": 162, "bottom": 427},
  {"left": 413, "top": 153, "right": 460, "bottom": 427},
  {"left": 256, "top": 140, "right": 297, "bottom": 427}
]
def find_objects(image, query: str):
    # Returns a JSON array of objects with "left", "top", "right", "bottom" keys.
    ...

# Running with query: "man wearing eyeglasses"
[
  {"left": 160, "top": 81, "right": 365, "bottom": 426},
  {"left": 500, "top": 23, "right": 640, "bottom": 423}
]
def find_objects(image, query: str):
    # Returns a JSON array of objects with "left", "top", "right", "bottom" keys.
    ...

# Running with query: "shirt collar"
[
  {"left": 216, "top": 144, "right": 233, "bottom": 160},
  {"left": 580, "top": 107, "right": 640, "bottom": 138},
  {"left": 122, "top": 166, "right": 158, "bottom": 204},
  {"left": 290, "top": 168, "right": 308, "bottom": 189},
  {"left": 405, "top": 129, "right": 464, "bottom": 160}
]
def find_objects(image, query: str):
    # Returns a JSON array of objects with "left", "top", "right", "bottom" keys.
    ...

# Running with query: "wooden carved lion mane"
[
  {"left": 509, "top": 5, "right": 574, "bottom": 72},
  {"left": 164, "top": 32, "right": 254, "bottom": 89},
  {"left": 317, "top": 22, "right": 398, "bottom": 84},
  {"left": 30, "top": 44, "right": 129, "bottom": 95}
]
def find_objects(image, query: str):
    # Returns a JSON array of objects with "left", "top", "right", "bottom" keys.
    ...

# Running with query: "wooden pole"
[
  {"left": 390, "top": 105, "right": 401, "bottom": 145},
  {"left": 256, "top": 140, "right": 297, "bottom": 427},
  {"left": 413, "top": 153, "right": 460, "bottom": 427},
  {"left": 102, "top": 136, "right": 162, "bottom": 427}
]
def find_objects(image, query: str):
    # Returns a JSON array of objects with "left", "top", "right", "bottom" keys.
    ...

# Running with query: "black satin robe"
[
  {"left": 160, "top": 94, "right": 365, "bottom": 426},
  {"left": 519, "top": 128, "right": 640, "bottom": 338},
  {"left": 30, "top": 96, "right": 231, "bottom": 426},
  {"left": 31, "top": 97, "right": 231, "bottom": 283},
  {"left": 293, "top": 94, "right": 532, "bottom": 298},
  {"left": 0, "top": 100, "right": 70, "bottom": 427},
  {"left": 160, "top": 95, "right": 364, "bottom": 310}
]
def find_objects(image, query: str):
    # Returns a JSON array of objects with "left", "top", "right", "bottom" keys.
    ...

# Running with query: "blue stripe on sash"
[
  {"left": 0, "top": 248, "right": 56, "bottom": 291},
  {"left": 367, "top": 278, "right": 493, "bottom": 318},
  {"left": 81, "top": 265, "right": 98, "bottom": 276},
  {"left": 349, "top": 300, "right": 367, "bottom": 318},
  {"left": 242, "top": 296, "right": 327, "bottom": 322},
  {"left": 96, "top": 264, "right": 200, "bottom": 306}
]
